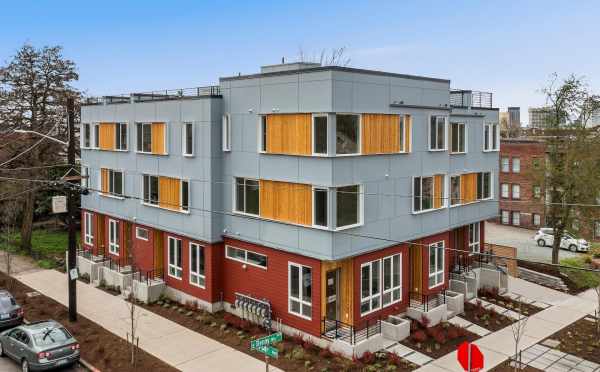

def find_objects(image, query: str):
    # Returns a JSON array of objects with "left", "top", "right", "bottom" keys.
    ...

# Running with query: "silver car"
[
  {"left": 0, "top": 320, "right": 79, "bottom": 371},
  {"left": 0, "top": 291, "right": 23, "bottom": 329}
]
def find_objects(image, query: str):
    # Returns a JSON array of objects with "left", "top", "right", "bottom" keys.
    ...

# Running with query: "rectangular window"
[
  {"left": 289, "top": 263, "right": 312, "bottom": 319},
  {"left": 336, "top": 185, "right": 360, "bottom": 228},
  {"left": 483, "top": 123, "right": 499, "bottom": 151},
  {"left": 222, "top": 114, "right": 231, "bottom": 151},
  {"left": 82, "top": 123, "right": 91, "bottom": 148},
  {"left": 143, "top": 175, "right": 159, "bottom": 205},
  {"left": 181, "top": 180, "right": 190, "bottom": 211},
  {"left": 532, "top": 157, "right": 541, "bottom": 169},
  {"left": 136, "top": 122, "right": 152, "bottom": 153},
  {"left": 189, "top": 243, "right": 205, "bottom": 288},
  {"left": 168, "top": 237, "right": 182, "bottom": 279},
  {"left": 533, "top": 214, "right": 541, "bottom": 226},
  {"left": 234, "top": 177, "right": 260, "bottom": 215},
  {"left": 259, "top": 116, "right": 267, "bottom": 152},
  {"left": 399, "top": 115, "right": 408, "bottom": 153},
  {"left": 512, "top": 157, "right": 521, "bottom": 173},
  {"left": 501, "top": 210, "right": 510, "bottom": 224},
  {"left": 512, "top": 212, "right": 520, "bottom": 226},
  {"left": 533, "top": 185, "right": 541, "bottom": 199},
  {"left": 183, "top": 122, "right": 194, "bottom": 156},
  {"left": 468, "top": 223, "right": 480, "bottom": 253},
  {"left": 360, "top": 254, "right": 402, "bottom": 315},
  {"left": 225, "top": 245, "right": 267, "bottom": 268},
  {"left": 476, "top": 172, "right": 492, "bottom": 200},
  {"left": 108, "top": 170, "right": 123, "bottom": 196},
  {"left": 336, "top": 114, "right": 360, "bottom": 155},
  {"left": 501, "top": 157, "right": 509, "bottom": 173},
  {"left": 84, "top": 212, "right": 93, "bottom": 246},
  {"left": 92, "top": 123, "right": 100, "bottom": 148},
  {"left": 313, "top": 188, "right": 328, "bottom": 227},
  {"left": 501, "top": 183, "right": 509, "bottom": 198},
  {"left": 108, "top": 219, "right": 120, "bottom": 255},
  {"left": 428, "top": 241, "right": 445, "bottom": 288},
  {"left": 115, "top": 122, "right": 127, "bottom": 151},
  {"left": 512, "top": 184, "right": 520, "bottom": 199},
  {"left": 450, "top": 122, "right": 466, "bottom": 153},
  {"left": 414, "top": 175, "right": 445, "bottom": 212},
  {"left": 313, "top": 115, "right": 328, "bottom": 155},
  {"left": 81, "top": 166, "right": 89, "bottom": 188},
  {"left": 135, "top": 227, "right": 149, "bottom": 241},
  {"left": 429, "top": 116, "right": 447, "bottom": 151},
  {"left": 450, "top": 176, "right": 461, "bottom": 206}
]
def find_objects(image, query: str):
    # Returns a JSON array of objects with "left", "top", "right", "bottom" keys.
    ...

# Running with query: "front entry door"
[{"left": 325, "top": 269, "right": 339, "bottom": 320}]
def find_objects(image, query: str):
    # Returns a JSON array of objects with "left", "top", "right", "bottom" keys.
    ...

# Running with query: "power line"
[
  {"left": 0, "top": 124, "right": 62, "bottom": 168},
  {"left": 0, "top": 186, "right": 43, "bottom": 201},
  {"left": 0, "top": 164, "right": 76, "bottom": 171}
]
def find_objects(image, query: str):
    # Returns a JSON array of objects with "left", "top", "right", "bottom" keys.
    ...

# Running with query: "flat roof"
[{"left": 220, "top": 65, "right": 450, "bottom": 84}]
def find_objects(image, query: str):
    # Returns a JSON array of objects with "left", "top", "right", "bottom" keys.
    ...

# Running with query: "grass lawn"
[
  {"left": 4, "top": 229, "right": 79, "bottom": 256},
  {"left": 560, "top": 256, "right": 600, "bottom": 290}
]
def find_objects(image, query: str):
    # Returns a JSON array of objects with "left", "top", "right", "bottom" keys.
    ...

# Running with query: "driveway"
[{"left": 485, "top": 221, "right": 584, "bottom": 263}]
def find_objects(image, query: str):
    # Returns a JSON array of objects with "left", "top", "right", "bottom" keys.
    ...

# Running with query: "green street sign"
[
  {"left": 251, "top": 332, "right": 283, "bottom": 349},
  {"left": 257, "top": 345, "right": 278, "bottom": 359}
]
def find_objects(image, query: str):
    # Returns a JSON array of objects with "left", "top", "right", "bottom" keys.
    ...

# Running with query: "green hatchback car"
[{"left": 0, "top": 320, "right": 80, "bottom": 371}]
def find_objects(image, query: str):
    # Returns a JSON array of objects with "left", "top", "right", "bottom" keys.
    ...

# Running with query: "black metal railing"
[
  {"left": 131, "top": 267, "right": 164, "bottom": 285},
  {"left": 104, "top": 254, "right": 131, "bottom": 273},
  {"left": 451, "top": 252, "right": 475, "bottom": 274},
  {"left": 321, "top": 317, "right": 381, "bottom": 345},
  {"left": 408, "top": 291, "right": 446, "bottom": 312},
  {"left": 83, "top": 85, "right": 221, "bottom": 106},
  {"left": 450, "top": 90, "right": 493, "bottom": 109}
]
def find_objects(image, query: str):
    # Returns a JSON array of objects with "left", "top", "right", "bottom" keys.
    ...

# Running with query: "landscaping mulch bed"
[
  {"left": 517, "top": 260, "right": 585, "bottom": 295},
  {"left": 542, "top": 316, "right": 600, "bottom": 364},
  {"left": 140, "top": 298, "right": 418, "bottom": 371},
  {"left": 490, "top": 359, "right": 544, "bottom": 372},
  {"left": 400, "top": 318, "right": 479, "bottom": 359},
  {"left": 478, "top": 287, "right": 543, "bottom": 316},
  {"left": 0, "top": 273, "right": 176, "bottom": 372},
  {"left": 460, "top": 301, "right": 514, "bottom": 332}
]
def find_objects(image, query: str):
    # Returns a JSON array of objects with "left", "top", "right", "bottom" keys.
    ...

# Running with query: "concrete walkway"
[
  {"left": 416, "top": 282, "right": 597, "bottom": 372},
  {"left": 15, "top": 269, "right": 281, "bottom": 372}
]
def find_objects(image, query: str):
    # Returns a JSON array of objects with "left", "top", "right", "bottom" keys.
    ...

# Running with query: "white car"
[{"left": 534, "top": 228, "right": 589, "bottom": 252}]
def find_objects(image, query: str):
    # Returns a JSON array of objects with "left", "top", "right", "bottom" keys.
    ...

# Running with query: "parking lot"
[{"left": 485, "top": 221, "right": 585, "bottom": 263}]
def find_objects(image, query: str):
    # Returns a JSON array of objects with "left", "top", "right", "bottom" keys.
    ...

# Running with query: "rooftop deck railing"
[
  {"left": 450, "top": 90, "right": 493, "bottom": 109},
  {"left": 83, "top": 85, "right": 221, "bottom": 106}
]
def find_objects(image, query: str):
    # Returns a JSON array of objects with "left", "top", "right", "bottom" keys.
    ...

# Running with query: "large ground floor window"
[
  {"left": 168, "top": 237, "right": 182, "bottom": 279},
  {"left": 288, "top": 263, "right": 312, "bottom": 320},
  {"left": 428, "top": 241, "right": 445, "bottom": 288},
  {"left": 360, "top": 253, "right": 402, "bottom": 315}
]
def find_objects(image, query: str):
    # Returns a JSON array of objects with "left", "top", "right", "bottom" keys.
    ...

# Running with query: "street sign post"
[
  {"left": 256, "top": 345, "right": 278, "bottom": 358},
  {"left": 457, "top": 342, "right": 484, "bottom": 372},
  {"left": 250, "top": 332, "right": 282, "bottom": 372}
]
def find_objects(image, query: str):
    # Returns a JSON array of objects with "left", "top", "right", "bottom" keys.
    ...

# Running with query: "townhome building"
[{"left": 79, "top": 63, "right": 499, "bottom": 351}]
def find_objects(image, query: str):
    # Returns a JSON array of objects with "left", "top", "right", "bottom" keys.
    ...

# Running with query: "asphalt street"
[
  {"left": 485, "top": 221, "right": 584, "bottom": 263},
  {"left": 0, "top": 357, "right": 84, "bottom": 372}
]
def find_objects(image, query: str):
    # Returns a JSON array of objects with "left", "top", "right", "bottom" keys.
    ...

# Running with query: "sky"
[{"left": 1, "top": 0, "right": 598, "bottom": 125}]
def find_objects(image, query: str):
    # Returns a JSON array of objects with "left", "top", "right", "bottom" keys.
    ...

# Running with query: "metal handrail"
[
  {"left": 321, "top": 317, "right": 381, "bottom": 345},
  {"left": 83, "top": 85, "right": 221, "bottom": 106},
  {"left": 409, "top": 290, "right": 446, "bottom": 312}
]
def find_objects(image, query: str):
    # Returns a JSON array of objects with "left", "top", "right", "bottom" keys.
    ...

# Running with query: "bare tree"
[
  {"left": 125, "top": 225, "right": 141, "bottom": 367},
  {"left": 510, "top": 298, "right": 529, "bottom": 371},
  {"left": 0, "top": 199, "right": 20, "bottom": 289},
  {"left": 297, "top": 46, "right": 351, "bottom": 67},
  {"left": 0, "top": 44, "right": 79, "bottom": 253},
  {"left": 536, "top": 75, "right": 600, "bottom": 264}
]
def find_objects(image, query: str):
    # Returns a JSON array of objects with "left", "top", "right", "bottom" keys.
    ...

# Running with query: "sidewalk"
[
  {"left": 15, "top": 269, "right": 282, "bottom": 372},
  {"left": 416, "top": 284, "right": 597, "bottom": 372}
]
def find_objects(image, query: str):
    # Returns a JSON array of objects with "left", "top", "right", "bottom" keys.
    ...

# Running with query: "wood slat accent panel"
[
  {"left": 151, "top": 122, "right": 166, "bottom": 154},
  {"left": 362, "top": 114, "right": 401, "bottom": 154},
  {"left": 97, "top": 215, "right": 105, "bottom": 254},
  {"left": 321, "top": 259, "right": 354, "bottom": 325},
  {"left": 404, "top": 115, "right": 412, "bottom": 153},
  {"left": 433, "top": 174, "right": 444, "bottom": 209},
  {"left": 259, "top": 180, "right": 312, "bottom": 225},
  {"left": 460, "top": 173, "right": 477, "bottom": 204},
  {"left": 409, "top": 245, "right": 422, "bottom": 293},
  {"left": 265, "top": 114, "right": 311, "bottom": 155},
  {"left": 158, "top": 176, "right": 180, "bottom": 210},
  {"left": 100, "top": 168, "right": 109, "bottom": 193},
  {"left": 98, "top": 122, "right": 115, "bottom": 150}
]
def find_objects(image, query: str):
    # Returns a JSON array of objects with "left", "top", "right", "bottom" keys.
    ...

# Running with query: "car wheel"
[
  {"left": 0, "top": 341, "right": 4, "bottom": 357},
  {"left": 537, "top": 239, "right": 546, "bottom": 247},
  {"left": 569, "top": 244, "right": 577, "bottom": 252},
  {"left": 21, "top": 359, "right": 29, "bottom": 372}
]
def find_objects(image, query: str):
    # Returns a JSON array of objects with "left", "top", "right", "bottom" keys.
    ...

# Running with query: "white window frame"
[
  {"left": 428, "top": 241, "right": 445, "bottom": 289},
  {"left": 360, "top": 254, "right": 402, "bottom": 316},
  {"left": 135, "top": 227, "right": 149, "bottom": 241},
  {"left": 512, "top": 157, "right": 521, "bottom": 173},
  {"left": 142, "top": 174, "right": 159, "bottom": 206},
  {"left": 257, "top": 115, "right": 267, "bottom": 153},
  {"left": 533, "top": 185, "right": 541, "bottom": 199},
  {"left": 312, "top": 186, "right": 329, "bottom": 229},
  {"left": 225, "top": 245, "right": 267, "bottom": 269},
  {"left": 501, "top": 183, "right": 509, "bottom": 198},
  {"left": 512, "top": 212, "right": 521, "bottom": 226},
  {"left": 233, "top": 177, "right": 260, "bottom": 216},
  {"left": 222, "top": 114, "right": 231, "bottom": 152},
  {"left": 399, "top": 115, "right": 409, "bottom": 153},
  {"left": 428, "top": 115, "right": 448, "bottom": 151},
  {"left": 180, "top": 180, "right": 190, "bottom": 212},
  {"left": 477, "top": 172, "right": 493, "bottom": 201},
  {"left": 335, "top": 113, "right": 361, "bottom": 156},
  {"left": 288, "top": 262, "right": 312, "bottom": 320},
  {"left": 468, "top": 222, "right": 480, "bottom": 253},
  {"left": 450, "top": 175, "right": 461, "bottom": 206},
  {"left": 136, "top": 122, "right": 152, "bottom": 154},
  {"left": 81, "top": 165, "right": 89, "bottom": 188},
  {"left": 182, "top": 122, "right": 194, "bottom": 157},
  {"left": 93, "top": 123, "right": 100, "bottom": 149},
  {"left": 501, "top": 210, "right": 510, "bottom": 224},
  {"left": 81, "top": 123, "right": 91, "bottom": 149},
  {"left": 533, "top": 214, "right": 541, "bottom": 226},
  {"left": 102, "top": 169, "right": 124, "bottom": 197},
  {"left": 450, "top": 122, "right": 466, "bottom": 154},
  {"left": 189, "top": 242, "right": 205, "bottom": 288},
  {"left": 360, "top": 260, "right": 381, "bottom": 316},
  {"left": 483, "top": 122, "right": 499, "bottom": 152},
  {"left": 334, "top": 184, "right": 363, "bottom": 230},
  {"left": 501, "top": 157, "right": 510, "bottom": 173},
  {"left": 312, "top": 114, "right": 328, "bottom": 156},
  {"left": 115, "top": 122, "right": 128, "bottom": 151},
  {"left": 512, "top": 184, "right": 521, "bottom": 199},
  {"left": 108, "top": 219, "right": 120, "bottom": 255},
  {"left": 413, "top": 175, "right": 445, "bottom": 213},
  {"left": 84, "top": 212, "right": 93, "bottom": 246},
  {"left": 168, "top": 236, "right": 183, "bottom": 280}
]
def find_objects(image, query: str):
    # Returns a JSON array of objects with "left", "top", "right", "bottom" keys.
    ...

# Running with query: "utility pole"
[{"left": 66, "top": 96, "right": 77, "bottom": 322}]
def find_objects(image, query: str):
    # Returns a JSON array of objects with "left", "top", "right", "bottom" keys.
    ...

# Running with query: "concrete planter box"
[
  {"left": 132, "top": 279, "right": 165, "bottom": 304},
  {"left": 406, "top": 303, "right": 447, "bottom": 327},
  {"left": 75, "top": 255, "right": 104, "bottom": 283},
  {"left": 445, "top": 290, "right": 464, "bottom": 316},
  {"left": 480, "top": 268, "right": 508, "bottom": 293},
  {"left": 98, "top": 266, "right": 132, "bottom": 292},
  {"left": 381, "top": 315, "right": 410, "bottom": 341},
  {"left": 329, "top": 334, "right": 384, "bottom": 359}
]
